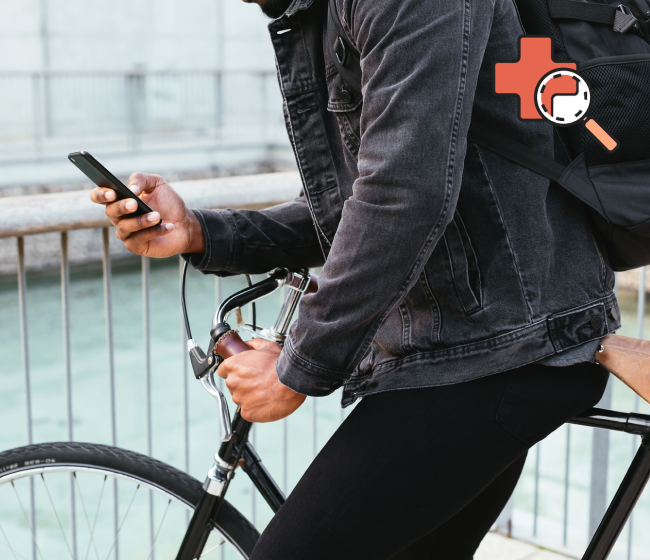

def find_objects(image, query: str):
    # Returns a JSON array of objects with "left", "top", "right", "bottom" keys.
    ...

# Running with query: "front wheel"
[{"left": 0, "top": 442, "right": 259, "bottom": 559}]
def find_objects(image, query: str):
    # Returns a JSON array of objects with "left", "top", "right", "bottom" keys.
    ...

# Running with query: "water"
[{"left": 0, "top": 251, "right": 649, "bottom": 558}]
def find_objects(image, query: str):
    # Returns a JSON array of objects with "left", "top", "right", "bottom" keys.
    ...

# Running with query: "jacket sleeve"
[
  {"left": 184, "top": 193, "right": 325, "bottom": 276},
  {"left": 275, "top": 0, "right": 493, "bottom": 395}
]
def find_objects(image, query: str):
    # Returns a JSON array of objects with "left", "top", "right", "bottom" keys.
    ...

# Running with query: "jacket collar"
[{"left": 281, "top": 0, "right": 316, "bottom": 18}]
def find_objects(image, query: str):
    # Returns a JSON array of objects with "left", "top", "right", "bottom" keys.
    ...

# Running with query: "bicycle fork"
[{"left": 175, "top": 410, "right": 285, "bottom": 560}]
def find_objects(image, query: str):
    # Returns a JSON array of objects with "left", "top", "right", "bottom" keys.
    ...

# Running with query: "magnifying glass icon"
[{"left": 535, "top": 68, "right": 618, "bottom": 152}]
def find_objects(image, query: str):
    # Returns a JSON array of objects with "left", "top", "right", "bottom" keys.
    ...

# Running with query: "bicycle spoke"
[
  {"left": 73, "top": 473, "right": 102, "bottom": 560},
  {"left": 11, "top": 481, "right": 45, "bottom": 560},
  {"left": 103, "top": 484, "right": 140, "bottom": 560},
  {"left": 84, "top": 475, "right": 106, "bottom": 560},
  {"left": 40, "top": 474, "right": 75, "bottom": 560},
  {"left": 200, "top": 540, "right": 226, "bottom": 558},
  {"left": 144, "top": 499, "right": 172, "bottom": 560},
  {"left": 0, "top": 520, "right": 23, "bottom": 560}
]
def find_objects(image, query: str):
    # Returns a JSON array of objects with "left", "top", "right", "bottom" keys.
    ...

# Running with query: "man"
[{"left": 91, "top": 0, "right": 619, "bottom": 557}]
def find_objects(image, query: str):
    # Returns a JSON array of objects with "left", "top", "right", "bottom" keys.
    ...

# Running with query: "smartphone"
[{"left": 68, "top": 151, "right": 161, "bottom": 225}]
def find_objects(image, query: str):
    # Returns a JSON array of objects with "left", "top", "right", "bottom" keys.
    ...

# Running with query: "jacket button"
[
  {"left": 591, "top": 316, "right": 604, "bottom": 330},
  {"left": 340, "top": 89, "right": 352, "bottom": 103}
]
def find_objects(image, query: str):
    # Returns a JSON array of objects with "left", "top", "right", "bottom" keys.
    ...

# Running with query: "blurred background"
[
  {"left": 0, "top": 0, "right": 293, "bottom": 195},
  {"left": 1, "top": 1, "right": 650, "bottom": 559}
]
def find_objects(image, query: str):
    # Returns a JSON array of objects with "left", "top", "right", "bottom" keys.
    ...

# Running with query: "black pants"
[{"left": 250, "top": 362, "right": 608, "bottom": 560}]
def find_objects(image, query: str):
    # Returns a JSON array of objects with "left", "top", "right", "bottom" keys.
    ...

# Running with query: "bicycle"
[{"left": 0, "top": 266, "right": 649, "bottom": 560}]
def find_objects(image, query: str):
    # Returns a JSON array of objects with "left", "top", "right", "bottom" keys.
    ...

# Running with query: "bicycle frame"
[
  {"left": 175, "top": 269, "right": 650, "bottom": 560},
  {"left": 569, "top": 408, "right": 650, "bottom": 560}
]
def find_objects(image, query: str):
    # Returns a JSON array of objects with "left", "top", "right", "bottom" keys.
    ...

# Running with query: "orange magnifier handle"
[{"left": 583, "top": 117, "right": 618, "bottom": 152}]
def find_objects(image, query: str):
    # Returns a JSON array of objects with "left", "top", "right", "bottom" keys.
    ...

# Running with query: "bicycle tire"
[{"left": 0, "top": 441, "right": 260, "bottom": 558}]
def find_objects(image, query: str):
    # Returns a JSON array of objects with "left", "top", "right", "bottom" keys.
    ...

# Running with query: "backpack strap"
[
  {"left": 326, "top": 0, "right": 362, "bottom": 94},
  {"left": 547, "top": 0, "right": 618, "bottom": 26},
  {"left": 547, "top": 0, "right": 649, "bottom": 38}
]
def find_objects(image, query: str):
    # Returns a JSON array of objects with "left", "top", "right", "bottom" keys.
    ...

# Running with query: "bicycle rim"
[{"left": 0, "top": 442, "right": 260, "bottom": 560}]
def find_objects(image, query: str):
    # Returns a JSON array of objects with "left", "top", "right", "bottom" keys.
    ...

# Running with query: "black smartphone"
[{"left": 68, "top": 151, "right": 161, "bottom": 225}]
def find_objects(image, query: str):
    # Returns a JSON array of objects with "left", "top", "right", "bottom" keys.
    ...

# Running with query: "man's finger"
[
  {"left": 90, "top": 187, "right": 116, "bottom": 205},
  {"left": 246, "top": 338, "right": 268, "bottom": 351},
  {"left": 122, "top": 222, "right": 174, "bottom": 249},
  {"left": 128, "top": 172, "right": 163, "bottom": 197},
  {"left": 115, "top": 212, "right": 161, "bottom": 236},
  {"left": 105, "top": 198, "right": 140, "bottom": 219},
  {"left": 217, "top": 358, "right": 233, "bottom": 380}
]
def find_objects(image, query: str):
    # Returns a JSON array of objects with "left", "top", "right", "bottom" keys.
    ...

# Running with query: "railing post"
[
  {"left": 61, "top": 232, "right": 73, "bottom": 441},
  {"left": 142, "top": 255, "right": 155, "bottom": 557},
  {"left": 589, "top": 378, "right": 613, "bottom": 539},
  {"left": 60, "top": 231, "right": 78, "bottom": 560},
  {"left": 17, "top": 237, "right": 37, "bottom": 560},
  {"left": 101, "top": 228, "right": 119, "bottom": 560},
  {"left": 626, "top": 266, "right": 647, "bottom": 559}
]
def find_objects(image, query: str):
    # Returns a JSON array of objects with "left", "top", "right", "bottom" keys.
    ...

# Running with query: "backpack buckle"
[
  {"left": 614, "top": 4, "right": 640, "bottom": 33},
  {"left": 334, "top": 35, "right": 348, "bottom": 66}
]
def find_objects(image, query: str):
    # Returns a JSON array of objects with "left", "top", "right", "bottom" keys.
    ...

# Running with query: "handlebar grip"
[
  {"left": 215, "top": 331, "right": 253, "bottom": 359},
  {"left": 305, "top": 273, "right": 319, "bottom": 295}
]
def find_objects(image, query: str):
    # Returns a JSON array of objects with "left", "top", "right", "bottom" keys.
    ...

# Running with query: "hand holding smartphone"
[
  {"left": 76, "top": 152, "right": 206, "bottom": 259},
  {"left": 69, "top": 151, "right": 161, "bottom": 226}
]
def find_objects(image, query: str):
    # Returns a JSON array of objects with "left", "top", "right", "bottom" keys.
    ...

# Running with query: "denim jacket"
[{"left": 188, "top": 0, "right": 620, "bottom": 406}]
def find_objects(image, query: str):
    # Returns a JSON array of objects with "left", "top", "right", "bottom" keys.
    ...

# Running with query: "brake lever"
[{"left": 201, "top": 367, "right": 233, "bottom": 442}]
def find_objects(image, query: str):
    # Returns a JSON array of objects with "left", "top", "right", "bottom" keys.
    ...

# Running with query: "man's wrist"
[{"left": 185, "top": 209, "right": 207, "bottom": 254}]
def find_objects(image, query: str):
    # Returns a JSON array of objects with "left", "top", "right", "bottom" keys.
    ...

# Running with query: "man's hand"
[
  {"left": 90, "top": 173, "right": 205, "bottom": 258},
  {"left": 218, "top": 339, "right": 306, "bottom": 423}
]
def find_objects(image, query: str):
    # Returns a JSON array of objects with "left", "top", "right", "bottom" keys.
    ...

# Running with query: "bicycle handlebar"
[{"left": 210, "top": 269, "right": 318, "bottom": 361}]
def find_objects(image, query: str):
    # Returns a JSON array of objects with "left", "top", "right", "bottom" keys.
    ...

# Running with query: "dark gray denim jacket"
[{"left": 188, "top": 0, "right": 620, "bottom": 406}]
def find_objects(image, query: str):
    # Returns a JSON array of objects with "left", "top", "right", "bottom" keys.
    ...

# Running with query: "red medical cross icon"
[{"left": 495, "top": 37, "right": 577, "bottom": 120}]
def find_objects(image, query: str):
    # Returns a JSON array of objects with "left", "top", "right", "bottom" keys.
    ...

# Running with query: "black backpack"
[{"left": 326, "top": 0, "right": 650, "bottom": 271}]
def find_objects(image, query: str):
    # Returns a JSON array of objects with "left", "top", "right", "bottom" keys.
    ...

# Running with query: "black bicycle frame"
[{"left": 569, "top": 408, "right": 650, "bottom": 560}]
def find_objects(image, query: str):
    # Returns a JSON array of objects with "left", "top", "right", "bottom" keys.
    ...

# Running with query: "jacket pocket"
[
  {"left": 326, "top": 71, "right": 362, "bottom": 157},
  {"left": 443, "top": 211, "right": 483, "bottom": 313},
  {"left": 400, "top": 270, "right": 442, "bottom": 352}
]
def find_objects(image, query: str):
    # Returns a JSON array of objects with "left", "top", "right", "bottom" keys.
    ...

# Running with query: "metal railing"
[
  {"left": 1, "top": 176, "right": 649, "bottom": 557},
  {"left": 0, "top": 70, "right": 288, "bottom": 165}
]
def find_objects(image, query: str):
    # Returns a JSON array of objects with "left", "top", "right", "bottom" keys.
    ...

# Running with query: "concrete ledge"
[
  {"left": 0, "top": 171, "right": 301, "bottom": 239},
  {"left": 477, "top": 533, "right": 572, "bottom": 560}
]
